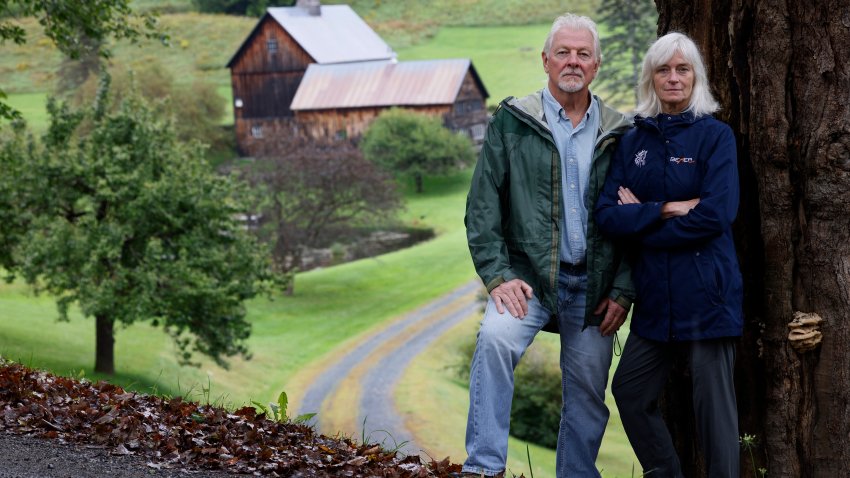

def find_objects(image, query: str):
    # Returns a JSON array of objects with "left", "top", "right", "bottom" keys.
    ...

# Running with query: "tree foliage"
[
  {"left": 0, "top": 0, "right": 165, "bottom": 120},
  {"left": 0, "top": 75, "right": 276, "bottom": 374},
  {"left": 360, "top": 108, "right": 475, "bottom": 193},
  {"left": 243, "top": 138, "right": 402, "bottom": 284},
  {"left": 596, "top": 0, "right": 657, "bottom": 106}
]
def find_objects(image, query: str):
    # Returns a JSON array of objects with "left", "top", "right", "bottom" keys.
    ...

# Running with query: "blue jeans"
[{"left": 462, "top": 270, "right": 613, "bottom": 477}]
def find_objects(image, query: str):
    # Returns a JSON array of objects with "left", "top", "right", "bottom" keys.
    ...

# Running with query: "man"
[{"left": 461, "top": 13, "right": 634, "bottom": 478}]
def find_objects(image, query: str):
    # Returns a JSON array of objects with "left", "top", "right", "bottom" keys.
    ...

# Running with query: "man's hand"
[
  {"left": 660, "top": 198, "right": 700, "bottom": 219},
  {"left": 594, "top": 298, "right": 627, "bottom": 337},
  {"left": 490, "top": 279, "right": 534, "bottom": 318}
]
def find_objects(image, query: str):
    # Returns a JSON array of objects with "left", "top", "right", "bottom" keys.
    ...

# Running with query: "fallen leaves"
[{"left": 0, "top": 358, "right": 464, "bottom": 477}]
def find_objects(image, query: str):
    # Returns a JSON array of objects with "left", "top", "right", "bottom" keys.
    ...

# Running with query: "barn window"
[
  {"left": 251, "top": 125, "right": 264, "bottom": 138},
  {"left": 471, "top": 124, "right": 486, "bottom": 141},
  {"left": 267, "top": 38, "right": 278, "bottom": 54}
]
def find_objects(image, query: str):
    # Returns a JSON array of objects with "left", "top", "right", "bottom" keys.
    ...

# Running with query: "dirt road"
[{"left": 296, "top": 279, "right": 481, "bottom": 457}]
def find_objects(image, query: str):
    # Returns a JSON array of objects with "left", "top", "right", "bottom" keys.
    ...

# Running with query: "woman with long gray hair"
[{"left": 595, "top": 32, "right": 743, "bottom": 477}]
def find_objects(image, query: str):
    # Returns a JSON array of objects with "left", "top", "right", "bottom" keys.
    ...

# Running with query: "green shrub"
[
  {"left": 361, "top": 108, "right": 475, "bottom": 193},
  {"left": 456, "top": 332, "right": 561, "bottom": 449}
]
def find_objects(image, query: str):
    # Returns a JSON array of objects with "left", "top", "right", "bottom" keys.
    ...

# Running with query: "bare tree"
[
  {"left": 651, "top": 1, "right": 850, "bottom": 476},
  {"left": 243, "top": 138, "right": 402, "bottom": 291}
]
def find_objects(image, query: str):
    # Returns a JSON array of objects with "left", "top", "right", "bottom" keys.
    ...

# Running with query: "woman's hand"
[
  {"left": 660, "top": 198, "right": 700, "bottom": 219},
  {"left": 617, "top": 186, "right": 641, "bottom": 205},
  {"left": 618, "top": 186, "right": 700, "bottom": 219}
]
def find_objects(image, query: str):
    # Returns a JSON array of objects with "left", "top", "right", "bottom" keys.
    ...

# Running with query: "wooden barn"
[
  {"left": 227, "top": 0, "right": 489, "bottom": 157},
  {"left": 290, "top": 58, "right": 489, "bottom": 142}
]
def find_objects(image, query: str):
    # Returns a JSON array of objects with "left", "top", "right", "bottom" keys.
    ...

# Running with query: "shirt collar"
[{"left": 542, "top": 87, "right": 597, "bottom": 125}]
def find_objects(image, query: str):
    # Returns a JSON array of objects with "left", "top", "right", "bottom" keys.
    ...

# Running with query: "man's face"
[{"left": 542, "top": 28, "right": 599, "bottom": 95}]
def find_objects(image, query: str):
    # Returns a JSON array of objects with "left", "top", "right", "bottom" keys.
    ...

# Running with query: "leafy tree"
[
  {"left": 243, "top": 138, "right": 402, "bottom": 292},
  {"left": 360, "top": 108, "right": 475, "bottom": 193},
  {"left": 595, "top": 0, "right": 657, "bottom": 106},
  {"left": 193, "top": 0, "right": 286, "bottom": 17},
  {"left": 0, "top": 0, "right": 164, "bottom": 120},
  {"left": 0, "top": 76, "right": 277, "bottom": 375}
]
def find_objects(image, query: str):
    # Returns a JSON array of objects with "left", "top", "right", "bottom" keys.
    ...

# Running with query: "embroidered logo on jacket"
[
  {"left": 634, "top": 150, "right": 647, "bottom": 167},
  {"left": 669, "top": 156, "right": 695, "bottom": 164}
]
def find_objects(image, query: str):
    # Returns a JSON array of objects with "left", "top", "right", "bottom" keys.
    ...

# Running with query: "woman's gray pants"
[{"left": 612, "top": 334, "right": 739, "bottom": 478}]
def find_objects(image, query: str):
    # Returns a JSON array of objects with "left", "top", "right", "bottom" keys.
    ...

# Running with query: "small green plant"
[
  {"left": 252, "top": 391, "right": 316, "bottom": 424},
  {"left": 358, "top": 416, "right": 410, "bottom": 455},
  {"left": 740, "top": 433, "right": 767, "bottom": 477}
]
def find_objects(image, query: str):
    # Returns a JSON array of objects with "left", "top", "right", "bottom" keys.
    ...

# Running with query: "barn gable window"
[
  {"left": 251, "top": 125, "right": 264, "bottom": 138},
  {"left": 267, "top": 37, "right": 278, "bottom": 54}
]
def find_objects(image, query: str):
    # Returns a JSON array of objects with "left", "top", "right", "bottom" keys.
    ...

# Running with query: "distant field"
[{"left": 396, "top": 24, "right": 550, "bottom": 105}]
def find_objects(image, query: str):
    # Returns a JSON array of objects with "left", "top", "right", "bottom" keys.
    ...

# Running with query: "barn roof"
[
  {"left": 290, "top": 58, "right": 489, "bottom": 110},
  {"left": 227, "top": 5, "right": 394, "bottom": 67}
]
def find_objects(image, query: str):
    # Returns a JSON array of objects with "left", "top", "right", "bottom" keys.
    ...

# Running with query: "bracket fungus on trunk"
[{"left": 787, "top": 311, "right": 824, "bottom": 353}]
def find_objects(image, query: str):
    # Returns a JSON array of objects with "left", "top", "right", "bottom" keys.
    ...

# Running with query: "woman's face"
[{"left": 653, "top": 51, "right": 694, "bottom": 114}]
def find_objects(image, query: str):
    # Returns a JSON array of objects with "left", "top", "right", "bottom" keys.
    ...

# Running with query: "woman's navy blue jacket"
[{"left": 594, "top": 112, "right": 743, "bottom": 342}]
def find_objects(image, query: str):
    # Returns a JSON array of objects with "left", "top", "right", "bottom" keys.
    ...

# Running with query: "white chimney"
[{"left": 296, "top": 0, "right": 321, "bottom": 16}]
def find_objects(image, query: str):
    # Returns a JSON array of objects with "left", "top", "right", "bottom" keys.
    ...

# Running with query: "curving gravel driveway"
[{"left": 296, "top": 279, "right": 482, "bottom": 457}]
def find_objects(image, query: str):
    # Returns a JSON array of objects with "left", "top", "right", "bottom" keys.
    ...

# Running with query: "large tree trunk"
[
  {"left": 94, "top": 313, "right": 115, "bottom": 375},
  {"left": 654, "top": 1, "right": 850, "bottom": 476}
]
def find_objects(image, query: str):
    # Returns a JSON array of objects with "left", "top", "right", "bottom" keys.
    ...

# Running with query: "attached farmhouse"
[{"left": 227, "top": 0, "right": 489, "bottom": 157}]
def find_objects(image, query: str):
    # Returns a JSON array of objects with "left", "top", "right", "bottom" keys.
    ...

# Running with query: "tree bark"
[
  {"left": 94, "top": 313, "right": 115, "bottom": 375},
  {"left": 653, "top": 1, "right": 850, "bottom": 476}
]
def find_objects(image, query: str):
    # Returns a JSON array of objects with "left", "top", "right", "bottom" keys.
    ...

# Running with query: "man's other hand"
[{"left": 595, "top": 298, "right": 627, "bottom": 336}]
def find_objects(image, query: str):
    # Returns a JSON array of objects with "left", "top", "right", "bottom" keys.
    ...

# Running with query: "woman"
[{"left": 595, "top": 32, "right": 743, "bottom": 477}]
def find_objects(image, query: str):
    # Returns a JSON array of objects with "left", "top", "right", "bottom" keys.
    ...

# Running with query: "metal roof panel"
[{"left": 291, "top": 59, "right": 478, "bottom": 110}]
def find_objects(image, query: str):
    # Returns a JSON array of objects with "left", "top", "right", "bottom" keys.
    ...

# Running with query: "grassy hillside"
[{"left": 1, "top": 0, "right": 629, "bottom": 133}]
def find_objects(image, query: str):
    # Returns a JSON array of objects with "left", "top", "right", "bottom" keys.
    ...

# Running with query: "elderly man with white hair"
[{"left": 461, "top": 12, "right": 635, "bottom": 478}]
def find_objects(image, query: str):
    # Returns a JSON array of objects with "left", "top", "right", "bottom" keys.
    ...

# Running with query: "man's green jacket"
[{"left": 464, "top": 90, "right": 635, "bottom": 331}]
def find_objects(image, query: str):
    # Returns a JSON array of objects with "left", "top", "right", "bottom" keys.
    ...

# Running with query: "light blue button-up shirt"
[{"left": 541, "top": 87, "right": 600, "bottom": 266}]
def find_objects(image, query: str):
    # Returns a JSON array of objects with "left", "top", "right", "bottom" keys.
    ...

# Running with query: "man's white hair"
[
  {"left": 635, "top": 32, "right": 719, "bottom": 117},
  {"left": 543, "top": 13, "right": 602, "bottom": 62}
]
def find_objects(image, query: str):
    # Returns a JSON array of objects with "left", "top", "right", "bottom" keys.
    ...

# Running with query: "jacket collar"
[
  {"left": 635, "top": 111, "right": 708, "bottom": 131},
  {"left": 503, "top": 89, "right": 632, "bottom": 143}
]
